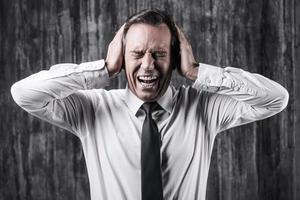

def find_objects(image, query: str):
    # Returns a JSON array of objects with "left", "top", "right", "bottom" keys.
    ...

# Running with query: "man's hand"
[
  {"left": 176, "top": 25, "right": 199, "bottom": 80},
  {"left": 106, "top": 24, "right": 125, "bottom": 77}
]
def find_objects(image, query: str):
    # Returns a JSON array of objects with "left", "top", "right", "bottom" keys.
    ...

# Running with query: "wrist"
[
  {"left": 105, "top": 61, "right": 119, "bottom": 78},
  {"left": 183, "top": 62, "right": 199, "bottom": 81}
]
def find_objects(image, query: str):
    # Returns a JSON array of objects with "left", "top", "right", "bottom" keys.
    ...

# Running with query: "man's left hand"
[{"left": 176, "top": 25, "right": 199, "bottom": 81}]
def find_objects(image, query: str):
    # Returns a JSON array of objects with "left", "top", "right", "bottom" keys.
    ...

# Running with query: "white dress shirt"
[{"left": 11, "top": 59, "right": 289, "bottom": 200}]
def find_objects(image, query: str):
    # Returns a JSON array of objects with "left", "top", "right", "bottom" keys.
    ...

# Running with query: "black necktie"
[{"left": 141, "top": 102, "right": 164, "bottom": 200}]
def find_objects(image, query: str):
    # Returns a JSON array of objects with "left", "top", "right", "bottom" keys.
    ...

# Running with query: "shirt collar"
[{"left": 124, "top": 85, "right": 173, "bottom": 116}]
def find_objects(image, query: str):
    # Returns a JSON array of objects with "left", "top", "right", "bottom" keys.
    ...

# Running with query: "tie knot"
[{"left": 142, "top": 102, "right": 158, "bottom": 114}]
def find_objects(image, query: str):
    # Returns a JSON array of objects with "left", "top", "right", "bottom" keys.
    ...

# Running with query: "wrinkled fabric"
[{"left": 11, "top": 60, "right": 289, "bottom": 200}]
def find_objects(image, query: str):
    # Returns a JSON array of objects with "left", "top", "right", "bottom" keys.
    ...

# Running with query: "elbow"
[
  {"left": 11, "top": 81, "right": 24, "bottom": 107},
  {"left": 11, "top": 81, "right": 32, "bottom": 109},
  {"left": 11, "top": 80, "right": 50, "bottom": 112},
  {"left": 280, "top": 88, "right": 289, "bottom": 111},
  {"left": 272, "top": 87, "right": 289, "bottom": 113}
]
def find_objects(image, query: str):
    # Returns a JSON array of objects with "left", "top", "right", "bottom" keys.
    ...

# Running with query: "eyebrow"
[
  {"left": 130, "top": 50, "right": 144, "bottom": 54},
  {"left": 130, "top": 49, "right": 168, "bottom": 54}
]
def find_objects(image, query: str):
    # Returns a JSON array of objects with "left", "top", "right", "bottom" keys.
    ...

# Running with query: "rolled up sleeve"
[
  {"left": 11, "top": 59, "right": 109, "bottom": 135},
  {"left": 193, "top": 63, "right": 289, "bottom": 133}
]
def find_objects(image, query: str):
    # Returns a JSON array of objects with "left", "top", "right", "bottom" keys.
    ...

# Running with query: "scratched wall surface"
[{"left": 0, "top": 0, "right": 299, "bottom": 199}]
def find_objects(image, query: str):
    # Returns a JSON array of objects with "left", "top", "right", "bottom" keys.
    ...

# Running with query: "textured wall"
[{"left": 0, "top": 0, "right": 299, "bottom": 199}]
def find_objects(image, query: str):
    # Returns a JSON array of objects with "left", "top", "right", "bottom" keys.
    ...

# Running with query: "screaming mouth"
[{"left": 137, "top": 75, "right": 159, "bottom": 88}]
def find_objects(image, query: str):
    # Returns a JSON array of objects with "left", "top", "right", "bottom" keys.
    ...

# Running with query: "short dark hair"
[{"left": 123, "top": 9, "right": 180, "bottom": 70}]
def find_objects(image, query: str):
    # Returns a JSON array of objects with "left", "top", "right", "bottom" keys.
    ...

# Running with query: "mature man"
[{"left": 11, "top": 9, "right": 288, "bottom": 200}]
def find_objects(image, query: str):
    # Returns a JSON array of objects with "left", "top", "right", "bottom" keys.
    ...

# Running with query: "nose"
[{"left": 141, "top": 52, "right": 155, "bottom": 70}]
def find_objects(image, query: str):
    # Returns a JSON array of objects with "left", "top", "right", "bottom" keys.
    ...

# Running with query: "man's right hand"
[
  {"left": 176, "top": 25, "right": 198, "bottom": 81},
  {"left": 105, "top": 24, "right": 125, "bottom": 77}
]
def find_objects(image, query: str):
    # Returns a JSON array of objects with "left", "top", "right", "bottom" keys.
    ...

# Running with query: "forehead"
[{"left": 125, "top": 23, "right": 171, "bottom": 50}]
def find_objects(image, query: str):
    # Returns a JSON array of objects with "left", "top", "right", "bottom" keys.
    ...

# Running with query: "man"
[{"left": 11, "top": 9, "right": 288, "bottom": 200}]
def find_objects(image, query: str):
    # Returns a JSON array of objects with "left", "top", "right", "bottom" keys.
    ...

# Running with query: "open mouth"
[{"left": 137, "top": 75, "right": 159, "bottom": 88}]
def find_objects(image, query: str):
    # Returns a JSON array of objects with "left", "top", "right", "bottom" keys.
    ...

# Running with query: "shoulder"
[
  {"left": 172, "top": 84, "right": 223, "bottom": 109},
  {"left": 172, "top": 85, "right": 203, "bottom": 101},
  {"left": 74, "top": 88, "right": 126, "bottom": 108},
  {"left": 81, "top": 87, "right": 125, "bottom": 99}
]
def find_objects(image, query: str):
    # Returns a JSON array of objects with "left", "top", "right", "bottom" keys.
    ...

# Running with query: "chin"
[
  {"left": 136, "top": 91, "right": 159, "bottom": 102},
  {"left": 133, "top": 79, "right": 160, "bottom": 101}
]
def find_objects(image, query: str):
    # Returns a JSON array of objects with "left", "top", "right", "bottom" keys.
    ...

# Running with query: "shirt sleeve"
[
  {"left": 192, "top": 63, "right": 289, "bottom": 133},
  {"left": 11, "top": 59, "right": 109, "bottom": 136}
]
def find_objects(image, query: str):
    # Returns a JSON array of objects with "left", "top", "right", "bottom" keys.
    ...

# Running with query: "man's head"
[{"left": 122, "top": 9, "right": 180, "bottom": 102}]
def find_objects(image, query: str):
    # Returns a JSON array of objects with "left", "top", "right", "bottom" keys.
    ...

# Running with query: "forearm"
[
  {"left": 183, "top": 66, "right": 199, "bottom": 81},
  {"left": 193, "top": 63, "right": 289, "bottom": 120},
  {"left": 11, "top": 59, "right": 109, "bottom": 111},
  {"left": 11, "top": 59, "right": 110, "bottom": 135}
]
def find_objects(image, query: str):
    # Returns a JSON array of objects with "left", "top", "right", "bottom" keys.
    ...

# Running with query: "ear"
[
  {"left": 173, "top": 60, "right": 177, "bottom": 70},
  {"left": 121, "top": 55, "right": 125, "bottom": 69},
  {"left": 122, "top": 40, "right": 126, "bottom": 70}
]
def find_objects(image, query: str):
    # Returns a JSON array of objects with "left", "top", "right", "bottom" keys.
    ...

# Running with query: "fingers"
[
  {"left": 175, "top": 24, "right": 188, "bottom": 46},
  {"left": 174, "top": 24, "right": 197, "bottom": 78},
  {"left": 114, "top": 24, "right": 126, "bottom": 40},
  {"left": 106, "top": 24, "right": 126, "bottom": 77}
]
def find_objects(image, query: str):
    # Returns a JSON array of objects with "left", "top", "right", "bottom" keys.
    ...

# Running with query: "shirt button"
[
  {"left": 206, "top": 79, "right": 211, "bottom": 84},
  {"left": 248, "top": 88, "right": 253, "bottom": 94},
  {"left": 234, "top": 85, "right": 240, "bottom": 91},
  {"left": 202, "top": 85, "right": 208, "bottom": 90}
]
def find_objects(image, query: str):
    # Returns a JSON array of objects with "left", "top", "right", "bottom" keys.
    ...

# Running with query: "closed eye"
[
  {"left": 130, "top": 50, "right": 168, "bottom": 60},
  {"left": 131, "top": 51, "right": 144, "bottom": 59},
  {"left": 152, "top": 51, "right": 167, "bottom": 59}
]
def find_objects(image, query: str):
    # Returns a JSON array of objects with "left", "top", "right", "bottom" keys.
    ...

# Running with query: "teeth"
[
  {"left": 138, "top": 76, "right": 158, "bottom": 80},
  {"left": 140, "top": 82, "right": 155, "bottom": 88},
  {"left": 138, "top": 75, "right": 158, "bottom": 88}
]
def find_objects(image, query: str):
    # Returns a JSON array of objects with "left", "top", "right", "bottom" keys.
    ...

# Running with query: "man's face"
[{"left": 124, "top": 23, "right": 172, "bottom": 102}]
